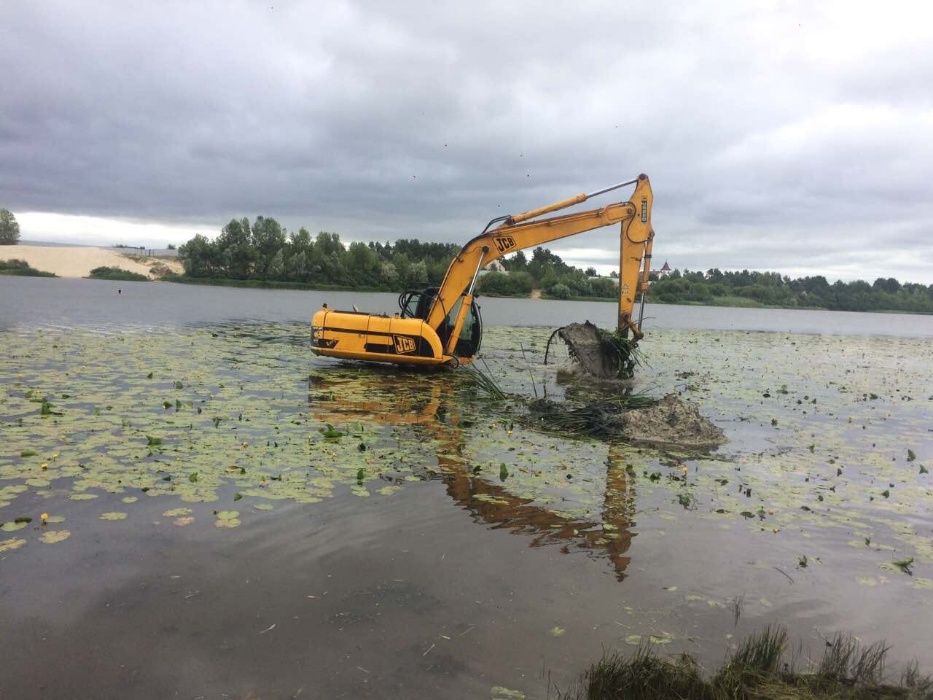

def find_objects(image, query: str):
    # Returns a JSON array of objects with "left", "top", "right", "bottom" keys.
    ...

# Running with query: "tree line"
[
  {"left": 177, "top": 215, "right": 613, "bottom": 297},
  {"left": 650, "top": 268, "right": 933, "bottom": 313},
  {"left": 176, "top": 216, "right": 932, "bottom": 312},
  {"left": 179, "top": 217, "right": 458, "bottom": 290}
]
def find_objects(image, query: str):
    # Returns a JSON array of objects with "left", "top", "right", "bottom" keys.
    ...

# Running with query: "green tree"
[
  {"left": 311, "top": 232, "right": 346, "bottom": 282},
  {"left": 0, "top": 209, "right": 20, "bottom": 245},
  {"left": 285, "top": 228, "right": 314, "bottom": 281},
  {"left": 380, "top": 261, "right": 399, "bottom": 287},
  {"left": 346, "top": 241, "right": 380, "bottom": 285},
  {"left": 406, "top": 259, "right": 429, "bottom": 287},
  {"left": 589, "top": 277, "right": 617, "bottom": 298},
  {"left": 216, "top": 218, "right": 256, "bottom": 278},
  {"left": 478, "top": 270, "right": 533, "bottom": 296},
  {"left": 872, "top": 277, "right": 901, "bottom": 294},
  {"left": 178, "top": 234, "right": 221, "bottom": 277},
  {"left": 250, "top": 216, "right": 287, "bottom": 278},
  {"left": 504, "top": 250, "right": 528, "bottom": 271}
]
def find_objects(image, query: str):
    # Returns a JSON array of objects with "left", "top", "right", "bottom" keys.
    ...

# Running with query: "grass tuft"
[
  {"left": 579, "top": 645, "right": 706, "bottom": 700},
  {"left": 712, "top": 625, "right": 787, "bottom": 694},
  {"left": 463, "top": 364, "right": 507, "bottom": 401},
  {"left": 559, "top": 625, "right": 932, "bottom": 699}
]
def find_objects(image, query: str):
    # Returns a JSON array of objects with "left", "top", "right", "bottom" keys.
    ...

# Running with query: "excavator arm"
[{"left": 426, "top": 174, "right": 654, "bottom": 342}]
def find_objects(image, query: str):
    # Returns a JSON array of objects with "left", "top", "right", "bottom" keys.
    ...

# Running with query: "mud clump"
[
  {"left": 537, "top": 322, "right": 723, "bottom": 448},
  {"left": 547, "top": 321, "right": 639, "bottom": 379},
  {"left": 526, "top": 394, "right": 725, "bottom": 450},
  {"left": 619, "top": 394, "right": 725, "bottom": 449},
  {"left": 554, "top": 322, "right": 618, "bottom": 378}
]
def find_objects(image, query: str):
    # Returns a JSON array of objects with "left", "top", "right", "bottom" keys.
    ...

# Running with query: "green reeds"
[
  {"left": 463, "top": 363, "right": 507, "bottom": 401},
  {"left": 596, "top": 328, "right": 645, "bottom": 380},
  {"left": 560, "top": 625, "right": 933, "bottom": 699},
  {"left": 526, "top": 393, "right": 657, "bottom": 439}
]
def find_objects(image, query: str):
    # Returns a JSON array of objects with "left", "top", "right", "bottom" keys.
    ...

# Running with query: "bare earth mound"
[
  {"left": 526, "top": 393, "right": 726, "bottom": 450},
  {"left": 619, "top": 393, "right": 725, "bottom": 449}
]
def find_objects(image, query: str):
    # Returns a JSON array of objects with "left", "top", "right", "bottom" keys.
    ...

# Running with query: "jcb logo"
[
  {"left": 393, "top": 335, "right": 417, "bottom": 354},
  {"left": 493, "top": 236, "right": 516, "bottom": 253}
]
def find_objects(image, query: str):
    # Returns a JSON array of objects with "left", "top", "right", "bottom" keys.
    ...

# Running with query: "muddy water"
[{"left": 1, "top": 278, "right": 932, "bottom": 698}]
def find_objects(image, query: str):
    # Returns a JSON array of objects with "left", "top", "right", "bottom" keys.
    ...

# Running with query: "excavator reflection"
[{"left": 309, "top": 367, "right": 639, "bottom": 580}]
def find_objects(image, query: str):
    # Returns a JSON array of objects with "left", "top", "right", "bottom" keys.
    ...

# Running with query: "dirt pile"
[
  {"left": 619, "top": 394, "right": 725, "bottom": 449},
  {"left": 525, "top": 393, "right": 725, "bottom": 450},
  {"left": 534, "top": 322, "right": 723, "bottom": 448}
]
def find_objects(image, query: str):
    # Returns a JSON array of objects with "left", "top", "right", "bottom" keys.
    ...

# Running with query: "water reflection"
[{"left": 308, "top": 365, "right": 637, "bottom": 579}]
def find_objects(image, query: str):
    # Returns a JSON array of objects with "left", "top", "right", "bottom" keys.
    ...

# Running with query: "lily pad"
[
  {"left": 39, "top": 530, "right": 71, "bottom": 544},
  {"left": 0, "top": 538, "right": 27, "bottom": 553},
  {"left": 215, "top": 510, "right": 240, "bottom": 528},
  {"left": 163, "top": 507, "right": 192, "bottom": 517}
]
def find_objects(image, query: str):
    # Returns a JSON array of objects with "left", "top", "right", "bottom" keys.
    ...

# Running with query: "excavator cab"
[
  {"left": 398, "top": 288, "right": 437, "bottom": 320},
  {"left": 443, "top": 295, "right": 482, "bottom": 359},
  {"left": 398, "top": 288, "right": 482, "bottom": 361}
]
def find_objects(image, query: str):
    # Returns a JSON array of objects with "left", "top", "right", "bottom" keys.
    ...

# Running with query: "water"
[
  {"left": 3, "top": 275, "right": 932, "bottom": 335},
  {"left": 1, "top": 276, "right": 932, "bottom": 698}
]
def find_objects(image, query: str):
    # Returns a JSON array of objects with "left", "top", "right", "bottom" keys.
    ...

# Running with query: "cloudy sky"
[{"left": 2, "top": 1, "right": 932, "bottom": 281}]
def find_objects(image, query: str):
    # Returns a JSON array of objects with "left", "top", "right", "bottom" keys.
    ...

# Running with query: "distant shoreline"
[
  {"left": 4, "top": 268, "right": 928, "bottom": 315},
  {"left": 157, "top": 276, "right": 932, "bottom": 314},
  {"left": 0, "top": 244, "right": 181, "bottom": 279}
]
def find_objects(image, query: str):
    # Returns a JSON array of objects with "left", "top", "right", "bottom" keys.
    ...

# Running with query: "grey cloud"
[{"left": 1, "top": 0, "right": 932, "bottom": 282}]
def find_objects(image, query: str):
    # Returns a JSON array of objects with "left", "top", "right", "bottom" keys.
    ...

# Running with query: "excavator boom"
[{"left": 311, "top": 175, "right": 655, "bottom": 367}]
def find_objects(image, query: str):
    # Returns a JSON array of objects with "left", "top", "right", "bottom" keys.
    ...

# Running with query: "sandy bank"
[{"left": 0, "top": 245, "right": 182, "bottom": 279}]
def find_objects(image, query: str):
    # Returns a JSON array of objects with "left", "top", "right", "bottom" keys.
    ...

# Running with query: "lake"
[
  {"left": 3, "top": 275, "right": 933, "bottom": 336},
  {"left": 1, "top": 276, "right": 931, "bottom": 698}
]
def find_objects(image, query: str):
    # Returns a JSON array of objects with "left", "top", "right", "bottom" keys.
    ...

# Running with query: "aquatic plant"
[{"left": 560, "top": 625, "right": 932, "bottom": 699}]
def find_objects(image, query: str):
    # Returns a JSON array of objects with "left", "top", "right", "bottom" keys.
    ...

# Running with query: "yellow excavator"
[{"left": 311, "top": 174, "right": 655, "bottom": 367}]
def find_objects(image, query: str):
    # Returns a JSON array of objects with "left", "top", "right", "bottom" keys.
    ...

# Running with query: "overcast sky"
[{"left": 2, "top": 1, "right": 932, "bottom": 281}]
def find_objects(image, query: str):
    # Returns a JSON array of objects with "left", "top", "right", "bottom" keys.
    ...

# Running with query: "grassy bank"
[
  {"left": 162, "top": 274, "right": 386, "bottom": 293},
  {"left": 0, "top": 259, "right": 56, "bottom": 277},
  {"left": 88, "top": 266, "right": 149, "bottom": 281},
  {"left": 561, "top": 626, "right": 932, "bottom": 699}
]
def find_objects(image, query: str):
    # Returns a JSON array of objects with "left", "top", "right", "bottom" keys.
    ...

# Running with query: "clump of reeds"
[
  {"left": 595, "top": 328, "right": 644, "bottom": 380},
  {"left": 462, "top": 363, "right": 507, "bottom": 401},
  {"left": 526, "top": 393, "right": 657, "bottom": 439},
  {"left": 559, "top": 625, "right": 933, "bottom": 699}
]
